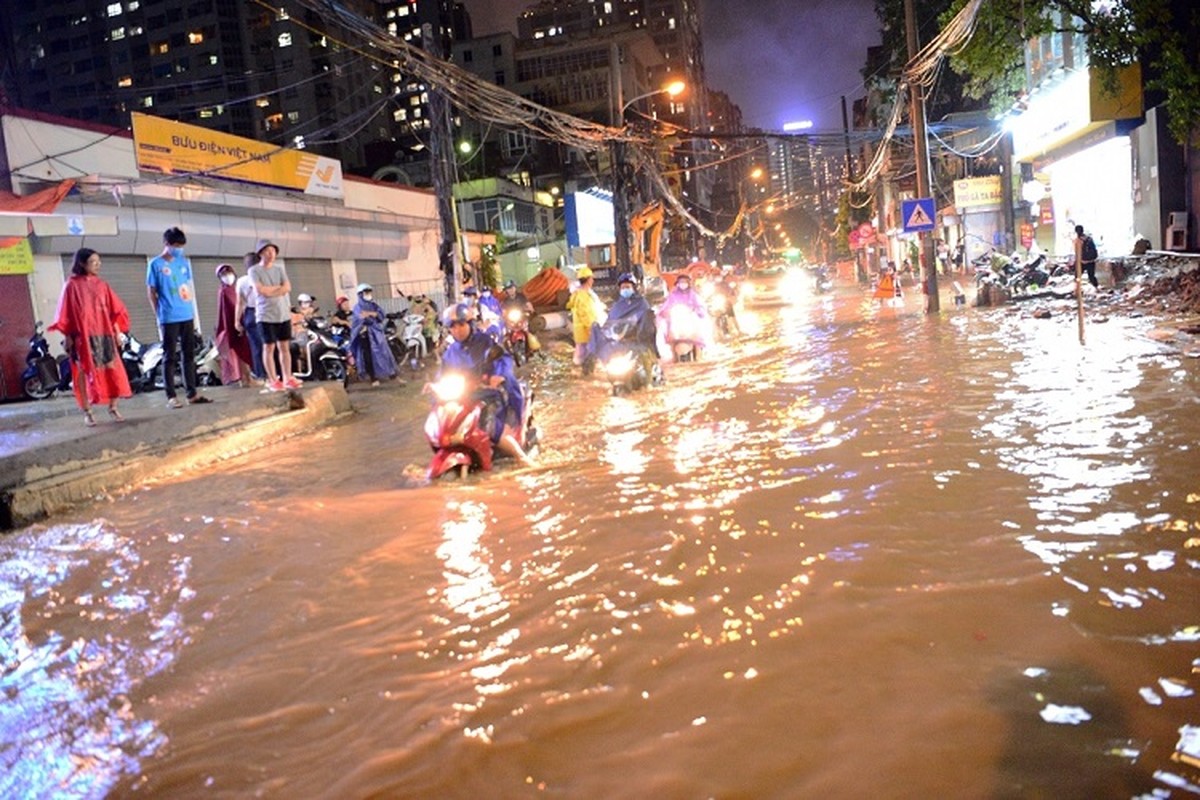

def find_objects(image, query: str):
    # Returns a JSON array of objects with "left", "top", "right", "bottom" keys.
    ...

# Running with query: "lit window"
[
  {"left": 111, "top": 27, "right": 125, "bottom": 40},
  {"left": 208, "top": 54, "right": 218, "bottom": 65},
  {"left": 152, "top": 41, "right": 168, "bottom": 54},
  {"left": 188, "top": 31, "right": 203, "bottom": 44},
  {"left": 278, "top": 32, "right": 292, "bottom": 47},
  {"left": 255, "top": 97, "right": 271, "bottom": 107},
  {"left": 387, "top": 22, "right": 396, "bottom": 34},
  {"left": 264, "top": 112, "right": 283, "bottom": 131},
  {"left": 107, "top": 3, "right": 122, "bottom": 16},
  {"left": 141, "top": 96, "right": 154, "bottom": 108},
  {"left": 668, "top": 17, "right": 677, "bottom": 30},
  {"left": 199, "top": 108, "right": 213, "bottom": 118},
  {"left": 393, "top": 108, "right": 407, "bottom": 121},
  {"left": 117, "top": 75, "right": 132, "bottom": 87},
  {"left": 129, "top": 25, "right": 143, "bottom": 36},
  {"left": 287, "top": 110, "right": 300, "bottom": 123},
  {"left": 397, "top": 5, "right": 409, "bottom": 15},
  {"left": 126, "top": 1, "right": 140, "bottom": 10},
  {"left": 410, "top": 95, "right": 420, "bottom": 106}
]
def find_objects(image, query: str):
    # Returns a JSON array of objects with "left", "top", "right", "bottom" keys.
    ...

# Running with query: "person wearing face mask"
[
  {"left": 350, "top": 283, "right": 397, "bottom": 386},
  {"left": 605, "top": 272, "right": 658, "bottom": 353},
  {"left": 147, "top": 226, "right": 210, "bottom": 407},
  {"left": 214, "top": 263, "right": 253, "bottom": 386},
  {"left": 656, "top": 273, "right": 711, "bottom": 357}
]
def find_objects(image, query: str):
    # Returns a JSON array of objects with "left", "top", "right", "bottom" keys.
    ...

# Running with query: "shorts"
[{"left": 260, "top": 321, "right": 291, "bottom": 343}]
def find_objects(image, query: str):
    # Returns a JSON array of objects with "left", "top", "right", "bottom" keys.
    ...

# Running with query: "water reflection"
[{"left": 0, "top": 521, "right": 190, "bottom": 798}]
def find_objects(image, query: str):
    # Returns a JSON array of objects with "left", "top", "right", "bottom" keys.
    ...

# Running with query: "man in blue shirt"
[{"left": 146, "top": 226, "right": 209, "bottom": 407}]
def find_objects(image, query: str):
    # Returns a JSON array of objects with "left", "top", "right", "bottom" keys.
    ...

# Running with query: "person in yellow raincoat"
[{"left": 566, "top": 266, "right": 607, "bottom": 373}]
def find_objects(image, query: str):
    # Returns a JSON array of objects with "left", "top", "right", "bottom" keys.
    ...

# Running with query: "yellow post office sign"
[{"left": 132, "top": 112, "right": 343, "bottom": 198}]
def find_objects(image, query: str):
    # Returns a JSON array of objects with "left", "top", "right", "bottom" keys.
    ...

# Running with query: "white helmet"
[
  {"left": 355, "top": 283, "right": 373, "bottom": 295},
  {"left": 297, "top": 293, "right": 314, "bottom": 303}
]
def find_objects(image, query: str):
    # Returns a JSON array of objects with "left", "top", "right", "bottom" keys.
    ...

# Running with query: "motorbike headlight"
[
  {"left": 431, "top": 372, "right": 467, "bottom": 402},
  {"left": 505, "top": 308, "right": 523, "bottom": 324},
  {"left": 709, "top": 294, "right": 727, "bottom": 312},
  {"left": 604, "top": 352, "right": 634, "bottom": 377}
]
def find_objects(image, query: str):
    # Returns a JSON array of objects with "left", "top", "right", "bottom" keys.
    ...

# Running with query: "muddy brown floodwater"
[{"left": 2, "top": 288, "right": 1199, "bottom": 799}]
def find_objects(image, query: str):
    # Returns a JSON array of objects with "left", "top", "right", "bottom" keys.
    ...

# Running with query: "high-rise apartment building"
[{"left": 0, "top": 0, "right": 467, "bottom": 177}]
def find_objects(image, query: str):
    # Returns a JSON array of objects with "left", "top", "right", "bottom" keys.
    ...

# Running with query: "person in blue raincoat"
[
  {"left": 601, "top": 272, "right": 658, "bottom": 353},
  {"left": 441, "top": 304, "right": 534, "bottom": 466},
  {"left": 350, "top": 282, "right": 398, "bottom": 385}
]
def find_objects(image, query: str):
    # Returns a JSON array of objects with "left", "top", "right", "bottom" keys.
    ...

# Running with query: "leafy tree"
[{"left": 942, "top": 0, "right": 1199, "bottom": 144}]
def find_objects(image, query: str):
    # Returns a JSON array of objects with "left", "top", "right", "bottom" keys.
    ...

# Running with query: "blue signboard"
[{"left": 901, "top": 197, "right": 936, "bottom": 233}]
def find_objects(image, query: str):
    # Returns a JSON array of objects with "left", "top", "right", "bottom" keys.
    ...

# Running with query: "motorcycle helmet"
[
  {"left": 355, "top": 283, "right": 373, "bottom": 295},
  {"left": 297, "top": 293, "right": 314, "bottom": 303},
  {"left": 462, "top": 285, "right": 478, "bottom": 295},
  {"left": 448, "top": 303, "right": 474, "bottom": 325},
  {"left": 617, "top": 272, "right": 636, "bottom": 286},
  {"left": 503, "top": 279, "right": 517, "bottom": 290}
]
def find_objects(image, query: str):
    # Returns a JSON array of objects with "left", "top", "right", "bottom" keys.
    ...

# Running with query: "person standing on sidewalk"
[
  {"left": 1073, "top": 224, "right": 1099, "bottom": 289},
  {"left": 233, "top": 251, "right": 266, "bottom": 383},
  {"left": 214, "top": 263, "right": 253, "bottom": 386},
  {"left": 249, "top": 239, "right": 301, "bottom": 391},
  {"left": 49, "top": 248, "right": 133, "bottom": 426},
  {"left": 146, "top": 227, "right": 210, "bottom": 408}
]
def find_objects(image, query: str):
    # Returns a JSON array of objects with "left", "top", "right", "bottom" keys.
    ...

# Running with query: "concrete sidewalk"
[{"left": 0, "top": 382, "right": 353, "bottom": 531}]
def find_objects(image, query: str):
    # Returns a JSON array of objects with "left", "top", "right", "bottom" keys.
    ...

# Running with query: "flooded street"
[{"left": 3, "top": 289, "right": 1199, "bottom": 799}]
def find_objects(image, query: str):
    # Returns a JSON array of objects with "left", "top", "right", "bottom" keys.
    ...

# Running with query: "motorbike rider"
[
  {"left": 291, "top": 293, "right": 319, "bottom": 373},
  {"left": 501, "top": 279, "right": 533, "bottom": 315},
  {"left": 441, "top": 304, "right": 535, "bottom": 467},
  {"left": 657, "top": 273, "right": 710, "bottom": 353},
  {"left": 604, "top": 272, "right": 658, "bottom": 354},
  {"left": 327, "top": 296, "right": 351, "bottom": 329},
  {"left": 710, "top": 266, "right": 742, "bottom": 334},
  {"left": 351, "top": 283, "right": 398, "bottom": 385},
  {"left": 461, "top": 285, "right": 503, "bottom": 342}
]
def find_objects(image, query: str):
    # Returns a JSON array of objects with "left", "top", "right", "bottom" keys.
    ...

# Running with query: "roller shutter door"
[
  {"left": 280, "top": 259, "right": 336, "bottom": 312},
  {"left": 98, "top": 255, "right": 159, "bottom": 343},
  {"left": 356, "top": 260, "right": 391, "bottom": 298}
]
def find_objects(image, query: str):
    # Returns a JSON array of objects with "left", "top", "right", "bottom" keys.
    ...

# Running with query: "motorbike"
[
  {"left": 121, "top": 331, "right": 164, "bottom": 393},
  {"left": 195, "top": 338, "right": 222, "bottom": 386},
  {"left": 502, "top": 305, "right": 532, "bottom": 366},
  {"left": 291, "top": 321, "right": 350, "bottom": 385},
  {"left": 659, "top": 303, "right": 707, "bottom": 363},
  {"left": 21, "top": 322, "right": 71, "bottom": 400},
  {"left": 700, "top": 281, "right": 738, "bottom": 342},
  {"left": 424, "top": 368, "right": 538, "bottom": 479},
  {"left": 973, "top": 250, "right": 1018, "bottom": 287},
  {"left": 592, "top": 316, "right": 662, "bottom": 396},
  {"left": 814, "top": 264, "right": 833, "bottom": 294}
]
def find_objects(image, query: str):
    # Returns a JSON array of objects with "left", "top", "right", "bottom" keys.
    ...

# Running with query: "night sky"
[{"left": 460, "top": 0, "right": 882, "bottom": 132}]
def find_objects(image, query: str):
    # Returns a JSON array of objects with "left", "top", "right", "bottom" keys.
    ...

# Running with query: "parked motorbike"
[
  {"left": 424, "top": 369, "right": 537, "bottom": 480},
  {"left": 593, "top": 317, "right": 662, "bottom": 396},
  {"left": 195, "top": 338, "right": 222, "bottom": 386},
  {"left": 121, "top": 331, "right": 164, "bottom": 393},
  {"left": 21, "top": 322, "right": 71, "bottom": 400},
  {"left": 973, "top": 251, "right": 1018, "bottom": 287},
  {"left": 291, "top": 321, "right": 350, "bottom": 385}
]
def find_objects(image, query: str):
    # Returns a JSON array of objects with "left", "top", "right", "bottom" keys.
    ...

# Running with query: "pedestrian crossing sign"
[{"left": 901, "top": 197, "right": 936, "bottom": 233}]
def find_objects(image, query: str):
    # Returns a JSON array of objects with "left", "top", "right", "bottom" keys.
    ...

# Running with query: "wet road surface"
[{"left": 3, "top": 287, "right": 1199, "bottom": 798}]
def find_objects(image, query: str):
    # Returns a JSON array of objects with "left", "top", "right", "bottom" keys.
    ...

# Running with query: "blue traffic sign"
[{"left": 901, "top": 197, "right": 936, "bottom": 233}]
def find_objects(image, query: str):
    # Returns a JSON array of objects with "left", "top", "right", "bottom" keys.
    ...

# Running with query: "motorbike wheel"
[
  {"left": 23, "top": 375, "right": 55, "bottom": 400},
  {"left": 322, "top": 359, "right": 348, "bottom": 384},
  {"left": 512, "top": 339, "right": 528, "bottom": 368}
]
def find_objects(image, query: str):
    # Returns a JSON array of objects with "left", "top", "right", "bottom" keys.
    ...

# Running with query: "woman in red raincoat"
[
  {"left": 48, "top": 248, "right": 133, "bottom": 426},
  {"left": 214, "top": 263, "right": 252, "bottom": 385}
]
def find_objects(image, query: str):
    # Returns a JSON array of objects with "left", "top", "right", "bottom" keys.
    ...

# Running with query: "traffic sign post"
[{"left": 901, "top": 197, "right": 936, "bottom": 233}]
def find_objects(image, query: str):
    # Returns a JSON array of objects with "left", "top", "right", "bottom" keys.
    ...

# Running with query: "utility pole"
[
  {"left": 841, "top": 95, "right": 866, "bottom": 283},
  {"left": 424, "top": 23, "right": 461, "bottom": 306},
  {"left": 904, "top": 0, "right": 940, "bottom": 312}
]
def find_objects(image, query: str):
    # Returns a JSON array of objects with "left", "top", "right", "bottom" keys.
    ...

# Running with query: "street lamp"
[{"left": 612, "top": 80, "right": 686, "bottom": 277}]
